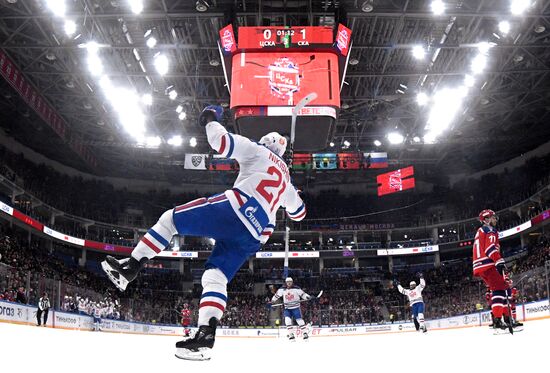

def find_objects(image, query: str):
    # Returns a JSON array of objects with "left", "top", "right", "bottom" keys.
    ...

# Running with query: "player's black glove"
[
  {"left": 495, "top": 261, "right": 507, "bottom": 275},
  {"left": 198, "top": 105, "right": 223, "bottom": 127},
  {"left": 393, "top": 278, "right": 400, "bottom": 287},
  {"left": 416, "top": 272, "right": 424, "bottom": 278}
]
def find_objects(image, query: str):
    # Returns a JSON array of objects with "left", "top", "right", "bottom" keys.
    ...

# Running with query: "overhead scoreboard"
[{"left": 218, "top": 24, "right": 352, "bottom": 151}]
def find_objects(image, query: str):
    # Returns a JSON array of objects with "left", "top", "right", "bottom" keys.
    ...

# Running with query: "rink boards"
[{"left": 1, "top": 299, "right": 549, "bottom": 337}]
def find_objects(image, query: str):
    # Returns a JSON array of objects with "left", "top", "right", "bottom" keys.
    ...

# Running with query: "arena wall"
[{"left": 1, "top": 299, "right": 548, "bottom": 337}]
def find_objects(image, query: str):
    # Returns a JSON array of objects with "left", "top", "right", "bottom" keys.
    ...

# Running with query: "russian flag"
[{"left": 365, "top": 152, "right": 388, "bottom": 169}]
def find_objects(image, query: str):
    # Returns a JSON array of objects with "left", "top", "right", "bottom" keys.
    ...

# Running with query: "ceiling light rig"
[{"left": 431, "top": 0, "right": 445, "bottom": 15}]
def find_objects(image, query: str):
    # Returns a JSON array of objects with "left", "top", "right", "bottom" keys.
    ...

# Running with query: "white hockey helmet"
[
  {"left": 409, "top": 281, "right": 417, "bottom": 289},
  {"left": 285, "top": 277, "right": 293, "bottom": 285},
  {"left": 259, "top": 132, "right": 287, "bottom": 157}
]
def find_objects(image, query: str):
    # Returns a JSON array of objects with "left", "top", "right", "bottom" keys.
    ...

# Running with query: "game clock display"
[{"left": 237, "top": 26, "right": 334, "bottom": 49}]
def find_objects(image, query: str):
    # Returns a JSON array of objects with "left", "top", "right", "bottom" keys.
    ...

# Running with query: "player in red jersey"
[
  {"left": 181, "top": 303, "right": 192, "bottom": 337},
  {"left": 505, "top": 276, "right": 523, "bottom": 327},
  {"left": 472, "top": 209, "right": 509, "bottom": 330}
]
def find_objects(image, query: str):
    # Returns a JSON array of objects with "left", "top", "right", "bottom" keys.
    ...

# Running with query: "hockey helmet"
[
  {"left": 285, "top": 277, "right": 293, "bottom": 286},
  {"left": 259, "top": 132, "right": 287, "bottom": 157},
  {"left": 409, "top": 281, "right": 417, "bottom": 289},
  {"left": 478, "top": 209, "right": 497, "bottom": 223}
]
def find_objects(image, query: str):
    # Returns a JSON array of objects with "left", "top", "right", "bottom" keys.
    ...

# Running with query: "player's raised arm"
[
  {"left": 271, "top": 288, "right": 283, "bottom": 303},
  {"left": 418, "top": 273, "right": 426, "bottom": 289},
  {"left": 200, "top": 105, "right": 256, "bottom": 163},
  {"left": 285, "top": 186, "right": 306, "bottom": 222}
]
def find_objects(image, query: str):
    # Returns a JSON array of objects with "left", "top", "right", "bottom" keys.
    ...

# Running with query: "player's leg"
[
  {"left": 294, "top": 308, "right": 309, "bottom": 340},
  {"left": 411, "top": 303, "right": 419, "bottom": 331},
  {"left": 481, "top": 269, "right": 507, "bottom": 329},
  {"left": 43, "top": 309, "right": 49, "bottom": 326},
  {"left": 284, "top": 309, "right": 296, "bottom": 341},
  {"left": 176, "top": 228, "right": 260, "bottom": 359},
  {"left": 102, "top": 208, "right": 178, "bottom": 291},
  {"left": 36, "top": 309, "right": 42, "bottom": 326},
  {"left": 417, "top": 303, "right": 427, "bottom": 332}
]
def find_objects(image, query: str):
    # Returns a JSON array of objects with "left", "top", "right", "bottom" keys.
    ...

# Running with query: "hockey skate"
[
  {"left": 175, "top": 318, "right": 217, "bottom": 361},
  {"left": 302, "top": 332, "right": 309, "bottom": 341},
  {"left": 422, "top": 325, "right": 428, "bottom": 333},
  {"left": 492, "top": 317, "right": 512, "bottom": 335},
  {"left": 287, "top": 333, "right": 296, "bottom": 342},
  {"left": 101, "top": 256, "right": 145, "bottom": 291}
]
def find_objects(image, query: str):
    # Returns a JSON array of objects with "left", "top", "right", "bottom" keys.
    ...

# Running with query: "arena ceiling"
[{"left": 0, "top": 0, "right": 549, "bottom": 185}]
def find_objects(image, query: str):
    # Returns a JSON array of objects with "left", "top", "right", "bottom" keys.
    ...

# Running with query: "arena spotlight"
[
  {"left": 431, "top": 0, "right": 445, "bottom": 15},
  {"left": 145, "top": 136, "right": 161, "bottom": 148},
  {"left": 476, "top": 41, "right": 495, "bottom": 55},
  {"left": 176, "top": 105, "right": 183, "bottom": 113},
  {"left": 413, "top": 136, "right": 421, "bottom": 143},
  {"left": 361, "top": 1, "right": 374, "bottom": 12},
  {"left": 189, "top": 137, "right": 197, "bottom": 147},
  {"left": 464, "top": 74, "right": 475, "bottom": 88},
  {"left": 153, "top": 53, "right": 169, "bottom": 75},
  {"left": 329, "top": 142, "right": 335, "bottom": 147},
  {"left": 412, "top": 45, "right": 426, "bottom": 60},
  {"left": 387, "top": 133, "right": 404, "bottom": 145},
  {"left": 128, "top": 0, "right": 143, "bottom": 14},
  {"left": 141, "top": 93, "right": 152, "bottom": 106},
  {"left": 46, "top": 0, "right": 66, "bottom": 17},
  {"left": 167, "top": 135, "right": 183, "bottom": 147},
  {"left": 343, "top": 140, "right": 351, "bottom": 148},
  {"left": 498, "top": 20, "right": 511, "bottom": 35},
  {"left": 374, "top": 140, "right": 382, "bottom": 147},
  {"left": 64, "top": 20, "right": 76, "bottom": 36},
  {"left": 178, "top": 112, "right": 187, "bottom": 120},
  {"left": 470, "top": 54, "right": 488, "bottom": 75},
  {"left": 196, "top": 0, "right": 209, "bottom": 12},
  {"left": 416, "top": 92, "right": 429, "bottom": 106},
  {"left": 511, "top": 0, "right": 531, "bottom": 15},
  {"left": 146, "top": 36, "right": 157, "bottom": 48}
]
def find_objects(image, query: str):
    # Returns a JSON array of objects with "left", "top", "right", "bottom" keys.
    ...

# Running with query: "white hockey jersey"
[
  {"left": 206, "top": 122, "right": 306, "bottom": 243},
  {"left": 397, "top": 278, "right": 426, "bottom": 305},
  {"left": 271, "top": 286, "right": 311, "bottom": 309}
]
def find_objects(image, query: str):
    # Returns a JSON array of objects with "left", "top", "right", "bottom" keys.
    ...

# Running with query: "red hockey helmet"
[{"left": 478, "top": 209, "right": 496, "bottom": 223}]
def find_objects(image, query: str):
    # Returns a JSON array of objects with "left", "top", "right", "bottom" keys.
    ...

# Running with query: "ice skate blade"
[
  {"left": 493, "top": 326, "right": 523, "bottom": 335},
  {"left": 101, "top": 261, "right": 128, "bottom": 292},
  {"left": 175, "top": 348, "right": 211, "bottom": 361}
]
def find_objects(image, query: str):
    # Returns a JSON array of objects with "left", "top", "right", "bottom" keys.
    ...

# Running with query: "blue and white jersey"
[
  {"left": 205, "top": 122, "right": 305, "bottom": 243},
  {"left": 397, "top": 278, "right": 426, "bottom": 306},
  {"left": 271, "top": 286, "right": 310, "bottom": 310}
]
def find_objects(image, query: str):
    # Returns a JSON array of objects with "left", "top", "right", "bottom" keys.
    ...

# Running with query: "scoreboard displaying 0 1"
[{"left": 237, "top": 26, "right": 334, "bottom": 49}]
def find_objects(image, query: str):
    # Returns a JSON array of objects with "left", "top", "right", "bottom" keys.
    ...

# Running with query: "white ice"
[{"left": 0, "top": 319, "right": 547, "bottom": 373}]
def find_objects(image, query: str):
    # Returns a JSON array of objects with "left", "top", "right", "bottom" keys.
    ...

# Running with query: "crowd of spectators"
[{"left": 1, "top": 145, "right": 550, "bottom": 243}]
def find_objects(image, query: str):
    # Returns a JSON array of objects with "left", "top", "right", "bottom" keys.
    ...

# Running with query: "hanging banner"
[{"left": 184, "top": 154, "right": 208, "bottom": 170}]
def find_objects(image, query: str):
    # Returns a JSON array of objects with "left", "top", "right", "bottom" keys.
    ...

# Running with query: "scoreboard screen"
[
  {"left": 230, "top": 51, "right": 340, "bottom": 107},
  {"left": 237, "top": 26, "right": 334, "bottom": 49}
]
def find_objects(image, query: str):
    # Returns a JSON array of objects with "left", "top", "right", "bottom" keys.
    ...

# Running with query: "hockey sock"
[
  {"left": 198, "top": 268, "right": 228, "bottom": 326},
  {"left": 418, "top": 313, "right": 425, "bottom": 329},
  {"left": 491, "top": 290, "right": 506, "bottom": 318},
  {"left": 131, "top": 210, "right": 177, "bottom": 261},
  {"left": 284, "top": 316, "right": 293, "bottom": 327}
]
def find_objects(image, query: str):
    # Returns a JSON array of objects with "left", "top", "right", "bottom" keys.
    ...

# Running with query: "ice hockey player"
[
  {"left": 505, "top": 275, "right": 523, "bottom": 328},
  {"left": 395, "top": 272, "right": 427, "bottom": 333},
  {"left": 472, "top": 209, "right": 510, "bottom": 331},
  {"left": 271, "top": 277, "right": 312, "bottom": 341},
  {"left": 102, "top": 105, "right": 306, "bottom": 360},
  {"left": 181, "top": 303, "right": 192, "bottom": 337},
  {"left": 92, "top": 302, "right": 102, "bottom": 331}
]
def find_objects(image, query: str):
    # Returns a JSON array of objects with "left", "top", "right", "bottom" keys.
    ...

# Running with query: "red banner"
[
  {"left": 219, "top": 24, "right": 237, "bottom": 54},
  {"left": 230, "top": 52, "right": 340, "bottom": 108},
  {"left": 12, "top": 210, "right": 44, "bottom": 231},
  {"left": 335, "top": 24, "right": 352, "bottom": 57},
  {"left": 84, "top": 240, "right": 133, "bottom": 255},
  {"left": 0, "top": 50, "right": 97, "bottom": 168},
  {"left": 377, "top": 166, "right": 416, "bottom": 196},
  {"left": 338, "top": 153, "right": 362, "bottom": 170}
]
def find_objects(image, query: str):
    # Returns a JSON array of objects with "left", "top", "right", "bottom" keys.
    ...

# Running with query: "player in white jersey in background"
[
  {"left": 271, "top": 277, "right": 312, "bottom": 341},
  {"left": 102, "top": 105, "right": 306, "bottom": 360},
  {"left": 395, "top": 272, "right": 427, "bottom": 333}
]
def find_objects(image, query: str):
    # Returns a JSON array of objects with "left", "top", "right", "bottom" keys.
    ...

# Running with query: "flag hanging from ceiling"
[{"left": 184, "top": 154, "right": 208, "bottom": 170}]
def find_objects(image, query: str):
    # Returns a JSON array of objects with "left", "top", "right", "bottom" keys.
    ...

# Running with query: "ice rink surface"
[{"left": 0, "top": 320, "right": 547, "bottom": 373}]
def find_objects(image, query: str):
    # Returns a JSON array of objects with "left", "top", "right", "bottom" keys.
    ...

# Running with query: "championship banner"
[
  {"left": 219, "top": 24, "right": 237, "bottom": 54},
  {"left": 293, "top": 153, "right": 312, "bottom": 170},
  {"left": 335, "top": 24, "right": 352, "bottom": 56},
  {"left": 184, "top": 154, "right": 208, "bottom": 170},
  {"left": 338, "top": 153, "right": 362, "bottom": 170},
  {"left": 312, "top": 153, "right": 337, "bottom": 169}
]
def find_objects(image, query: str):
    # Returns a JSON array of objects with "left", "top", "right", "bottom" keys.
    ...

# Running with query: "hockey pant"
[
  {"left": 36, "top": 309, "right": 48, "bottom": 326},
  {"left": 478, "top": 267, "right": 510, "bottom": 319},
  {"left": 284, "top": 308, "right": 307, "bottom": 336},
  {"left": 411, "top": 302, "right": 425, "bottom": 329}
]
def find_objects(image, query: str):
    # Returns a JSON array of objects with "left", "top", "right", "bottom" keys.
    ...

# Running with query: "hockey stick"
[
  {"left": 270, "top": 290, "right": 323, "bottom": 308},
  {"left": 502, "top": 273, "right": 514, "bottom": 335},
  {"left": 283, "top": 92, "right": 318, "bottom": 279}
]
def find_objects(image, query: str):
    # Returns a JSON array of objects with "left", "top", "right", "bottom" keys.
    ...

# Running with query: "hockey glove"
[
  {"left": 393, "top": 279, "right": 400, "bottom": 287},
  {"left": 198, "top": 105, "right": 223, "bottom": 127},
  {"left": 495, "top": 260, "right": 507, "bottom": 276},
  {"left": 416, "top": 272, "right": 424, "bottom": 278}
]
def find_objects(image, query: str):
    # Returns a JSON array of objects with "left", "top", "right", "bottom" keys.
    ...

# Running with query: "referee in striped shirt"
[{"left": 37, "top": 293, "right": 51, "bottom": 327}]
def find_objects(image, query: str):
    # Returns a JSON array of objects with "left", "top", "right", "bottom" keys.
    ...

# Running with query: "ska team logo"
[{"left": 268, "top": 57, "right": 300, "bottom": 100}]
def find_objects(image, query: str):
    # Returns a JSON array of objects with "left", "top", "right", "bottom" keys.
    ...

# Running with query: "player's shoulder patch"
[{"left": 481, "top": 226, "right": 492, "bottom": 233}]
